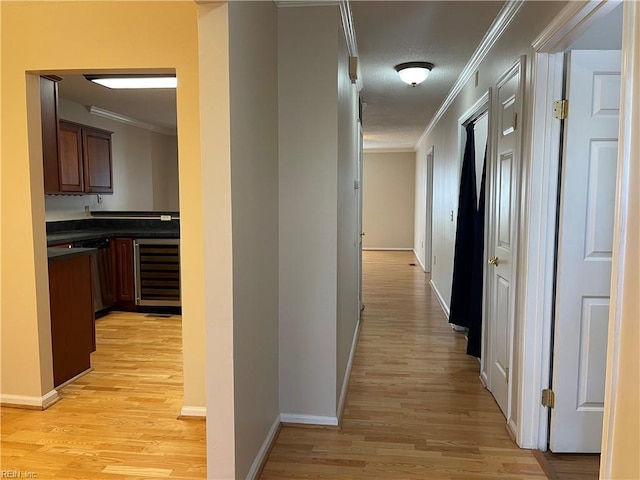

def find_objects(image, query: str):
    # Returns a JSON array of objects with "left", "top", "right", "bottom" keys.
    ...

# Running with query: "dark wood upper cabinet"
[
  {"left": 40, "top": 77, "right": 60, "bottom": 194},
  {"left": 40, "top": 76, "right": 113, "bottom": 195},
  {"left": 52, "top": 120, "right": 113, "bottom": 195},
  {"left": 58, "top": 121, "right": 85, "bottom": 192},
  {"left": 83, "top": 127, "right": 113, "bottom": 193}
]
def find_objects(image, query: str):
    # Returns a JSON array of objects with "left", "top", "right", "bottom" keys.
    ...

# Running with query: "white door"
[
  {"left": 550, "top": 50, "right": 621, "bottom": 453},
  {"left": 488, "top": 62, "right": 522, "bottom": 418}
]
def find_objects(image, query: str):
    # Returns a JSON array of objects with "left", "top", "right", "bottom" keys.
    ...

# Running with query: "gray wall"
[
  {"left": 278, "top": 5, "right": 359, "bottom": 421},
  {"left": 229, "top": 2, "right": 280, "bottom": 478}
]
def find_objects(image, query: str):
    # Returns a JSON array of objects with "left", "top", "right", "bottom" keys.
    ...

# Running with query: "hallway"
[{"left": 261, "top": 250, "right": 546, "bottom": 479}]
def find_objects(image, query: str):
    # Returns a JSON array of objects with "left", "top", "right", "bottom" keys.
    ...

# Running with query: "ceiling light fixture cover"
[
  {"left": 85, "top": 74, "right": 177, "bottom": 89},
  {"left": 395, "top": 62, "right": 434, "bottom": 87}
]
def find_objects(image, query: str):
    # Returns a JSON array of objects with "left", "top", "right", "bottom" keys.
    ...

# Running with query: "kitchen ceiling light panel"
[{"left": 87, "top": 76, "right": 177, "bottom": 89}]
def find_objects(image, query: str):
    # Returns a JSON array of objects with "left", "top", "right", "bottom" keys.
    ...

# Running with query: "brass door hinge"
[
  {"left": 542, "top": 388, "right": 555, "bottom": 408},
  {"left": 553, "top": 100, "right": 568, "bottom": 120}
]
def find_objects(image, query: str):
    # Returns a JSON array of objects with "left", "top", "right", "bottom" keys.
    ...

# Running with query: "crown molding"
[
  {"left": 363, "top": 148, "right": 415, "bottom": 154},
  {"left": 414, "top": 0, "right": 525, "bottom": 149},
  {"left": 88, "top": 106, "right": 175, "bottom": 136},
  {"left": 275, "top": 0, "right": 340, "bottom": 7}
]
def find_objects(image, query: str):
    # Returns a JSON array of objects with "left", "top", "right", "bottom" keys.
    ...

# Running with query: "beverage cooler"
[{"left": 133, "top": 238, "right": 181, "bottom": 307}]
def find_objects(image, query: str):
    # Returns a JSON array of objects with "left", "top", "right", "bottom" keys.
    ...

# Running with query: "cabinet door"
[
  {"left": 58, "top": 121, "right": 84, "bottom": 193},
  {"left": 49, "top": 254, "right": 94, "bottom": 387},
  {"left": 40, "top": 77, "right": 60, "bottom": 194},
  {"left": 114, "top": 238, "right": 134, "bottom": 302},
  {"left": 83, "top": 127, "right": 113, "bottom": 193}
]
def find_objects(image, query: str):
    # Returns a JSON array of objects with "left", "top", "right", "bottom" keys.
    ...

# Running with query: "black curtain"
[
  {"left": 467, "top": 148, "right": 487, "bottom": 358},
  {"left": 449, "top": 122, "right": 486, "bottom": 358},
  {"left": 449, "top": 123, "right": 477, "bottom": 330}
]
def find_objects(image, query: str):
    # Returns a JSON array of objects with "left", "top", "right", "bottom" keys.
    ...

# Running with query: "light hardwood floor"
[
  {"left": 1, "top": 311, "right": 206, "bottom": 479},
  {"left": 2, "top": 252, "right": 548, "bottom": 479},
  {"left": 260, "top": 251, "right": 547, "bottom": 479}
]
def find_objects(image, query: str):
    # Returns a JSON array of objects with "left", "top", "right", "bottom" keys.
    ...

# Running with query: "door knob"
[{"left": 488, "top": 256, "right": 500, "bottom": 266}]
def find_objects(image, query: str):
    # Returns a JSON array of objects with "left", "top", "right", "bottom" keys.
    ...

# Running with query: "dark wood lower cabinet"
[
  {"left": 48, "top": 253, "right": 94, "bottom": 388},
  {"left": 111, "top": 237, "right": 135, "bottom": 310}
]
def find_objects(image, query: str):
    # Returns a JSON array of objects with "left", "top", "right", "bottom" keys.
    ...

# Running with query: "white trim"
[
  {"left": 276, "top": 0, "right": 340, "bottom": 7},
  {"left": 337, "top": 318, "right": 361, "bottom": 423},
  {"left": 363, "top": 247, "right": 413, "bottom": 251},
  {"left": 507, "top": 418, "right": 518, "bottom": 442},
  {"left": 601, "top": 2, "right": 639, "bottom": 477},
  {"left": 246, "top": 415, "right": 281, "bottom": 480},
  {"left": 480, "top": 369, "right": 489, "bottom": 390},
  {"left": 0, "top": 389, "right": 59, "bottom": 409},
  {"left": 517, "top": 0, "right": 627, "bottom": 452},
  {"left": 415, "top": 0, "right": 525, "bottom": 149},
  {"left": 532, "top": 0, "right": 621, "bottom": 53},
  {"left": 424, "top": 145, "right": 434, "bottom": 275},
  {"left": 413, "top": 249, "right": 426, "bottom": 272},
  {"left": 518, "top": 50, "right": 564, "bottom": 451},
  {"left": 429, "top": 279, "right": 450, "bottom": 319},
  {"left": 180, "top": 406, "right": 207, "bottom": 417},
  {"left": 279, "top": 413, "right": 339, "bottom": 426},
  {"left": 364, "top": 148, "right": 415, "bottom": 154},
  {"left": 88, "top": 106, "right": 175, "bottom": 136}
]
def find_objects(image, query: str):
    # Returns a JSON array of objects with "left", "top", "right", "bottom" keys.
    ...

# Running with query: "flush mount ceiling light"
[
  {"left": 84, "top": 74, "right": 177, "bottom": 89},
  {"left": 395, "top": 62, "right": 434, "bottom": 87}
]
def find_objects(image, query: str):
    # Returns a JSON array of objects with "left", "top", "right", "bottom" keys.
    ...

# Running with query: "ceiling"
[
  {"left": 57, "top": 74, "right": 177, "bottom": 133},
  {"left": 351, "top": 1, "right": 505, "bottom": 150},
  {"left": 56, "top": 2, "right": 505, "bottom": 147}
]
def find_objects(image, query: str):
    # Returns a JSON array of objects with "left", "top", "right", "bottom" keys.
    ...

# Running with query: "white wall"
[
  {"left": 336, "top": 32, "right": 360, "bottom": 408},
  {"left": 415, "top": 2, "right": 566, "bottom": 312},
  {"left": 228, "top": 2, "right": 280, "bottom": 478},
  {"left": 414, "top": 0, "right": 567, "bottom": 431},
  {"left": 279, "top": 5, "right": 359, "bottom": 422},
  {"left": 45, "top": 98, "right": 179, "bottom": 220},
  {"left": 363, "top": 151, "right": 415, "bottom": 249}
]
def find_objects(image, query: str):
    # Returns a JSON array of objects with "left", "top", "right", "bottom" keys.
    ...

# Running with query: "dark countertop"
[
  {"left": 47, "top": 247, "right": 97, "bottom": 260},
  {"left": 46, "top": 217, "right": 180, "bottom": 246},
  {"left": 47, "top": 229, "right": 180, "bottom": 246}
]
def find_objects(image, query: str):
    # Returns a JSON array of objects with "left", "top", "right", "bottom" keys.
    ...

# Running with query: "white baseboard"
[
  {"left": 180, "top": 406, "right": 207, "bottom": 417},
  {"left": 363, "top": 247, "right": 413, "bottom": 251},
  {"left": 337, "top": 318, "right": 361, "bottom": 424},
  {"left": 507, "top": 418, "right": 518, "bottom": 444},
  {"left": 246, "top": 415, "right": 281, "bottom": 480},
  {"left": 279, "top": 413, "right": 338, "bottom": 426},
  {"left": 1, "top": 389, "right": 59, "bottom": 410},
  {"left": 413, "top": 249, "right": 426, "bottom": 271},
  {"left": 429, "top": 279, "right": 450, "bottom": 319}
]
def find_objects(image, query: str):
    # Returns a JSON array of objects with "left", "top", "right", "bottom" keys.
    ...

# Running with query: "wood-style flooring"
[
  {"left": 533, "top": 450, "right": 600, "bottom": 480},
  {"left": 0, "top": 311, "right": 206, "bottom": 479},
  {"left": 260, "top": 251, "right": 547, "bottom": 479}
]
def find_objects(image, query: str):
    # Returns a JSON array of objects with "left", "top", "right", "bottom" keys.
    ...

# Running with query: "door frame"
[
  {"left": 424, "top": 145, "right": 434, "bottom": 273},
  {"left": 516, "top": 0, "right": 627, "bottom": 454}
]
